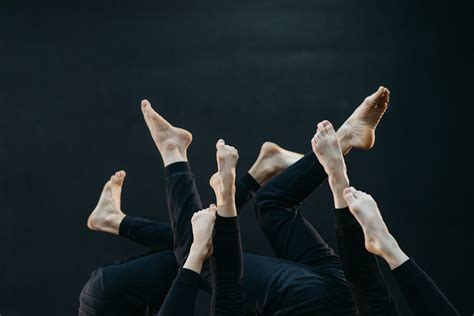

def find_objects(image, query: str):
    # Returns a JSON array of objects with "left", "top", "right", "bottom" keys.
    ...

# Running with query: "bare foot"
[
  {"left": 189, "top": 205, "right": 218, "bottom": 261},
  {"left": 343, "top": 187, "right": 409, "bottom": 269},
  {"left": 141, "top": 99, "right": 193, "bottom": 166},
  {"left": 248, "top": 142, "right": 303, "bottom": 185},
  {"left": 210, "top": 139, "right": 239, "bottom": 216},
  {"left": 337, "top": 86, "right": 390, "bottom": 153},
  {"left": 87, "top": 171, "right": 127, "bottom": 235},
  {"left": 312, "top": 121, "right": 349, "bottom": 208}
]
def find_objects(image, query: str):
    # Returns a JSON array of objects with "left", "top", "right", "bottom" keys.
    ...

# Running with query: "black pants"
[
  {"left": 80, "top": 153, "right": 357, "bottom": 315},
  {"left": 335, "top": 208, "right": 459, "bottom": 316},
  {"left": 158, "top": 215, "right": 244, "bottom": 316}
]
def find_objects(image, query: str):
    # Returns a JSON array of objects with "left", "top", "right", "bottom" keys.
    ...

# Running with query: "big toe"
[
  {"left": 343, "top": 187, "right": 356, "bottom": 204},
  {"left": 317, "top": 122, "right": 326, "bottom": 135},
  {"left": 141, "top": 99, "right": 150, "bottom": 112},
  {"left": 114, "top": 170, "right": 126, "bottom": 185},
  {"left": 216, "top": 139, "right": 225, "bottom": 148},
  {"left": 323, "top": 121, "right": 335, "bottom": 135}
]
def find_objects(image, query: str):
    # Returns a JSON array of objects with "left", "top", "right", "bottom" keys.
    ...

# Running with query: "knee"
[{"left": 80, "top": 265, "right": 120, "bottom": 300}]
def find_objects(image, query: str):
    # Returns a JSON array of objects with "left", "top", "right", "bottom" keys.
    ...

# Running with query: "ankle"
[
  {"left": 382, "top": 241, "right": 409, "bottom": 270},
  {"left": 161, "top": 150, "right": 187, "bottom": 167},
  {"left": 373, "top": 232, "right": 409, "bottom": 269},
  {"left": 336, "top": 127, "right": 352, "bottom": 155},
  {"left": 99, "top": 212, "right": 125, "bottom": 235},
  {"left": 248, "top": 165, "right": 271, "bottom": 185},
  {"left": 217, "top": 202, "right": 237, "bottom": 217}
]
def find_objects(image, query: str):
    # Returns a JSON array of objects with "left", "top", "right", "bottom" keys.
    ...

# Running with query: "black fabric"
[
  {"left": 158, "top": 216, "right": 246, "bottom": 316},
  {"left": 119, "top": 216, "right": 173, "bottom": 252},
  {"left": 335, "top": 207, "right": 398, "bottom": 315},
  {"left": 80, "top": 159, "right": 358, "bottom": 315},
  {"left": 79, "top": 251, "right": 178, "bottom": 316},
  {"left": 158, "top": 268, "right": 201, "bottom": 316},
  {"left": 211, "top": 215, "right": 245, "bottom": 316},
  {"left": 392, "top": 259, "right": 459, "bottom": 316},
  {"left": 255, "top": 151, "right": 340, "bottom": 267}
]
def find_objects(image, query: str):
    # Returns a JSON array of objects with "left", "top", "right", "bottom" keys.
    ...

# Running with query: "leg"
[
  {"left": 255, "top": 149, "right": 338, "bottom": 266},
  {"left": 255, "top": 86, "right": 391, "bottom": 266},
  {"left": 87, "top": 170, "right": 175, "bottom": 251},
  {"left": 141, "top": 99, "right": 302, "bottom": 263},
  {"left": 87, "top": 138, "right": 301, "bottom": 251},
  {"left": 344, "top": 188, "right": 459, "bottom": 315},
  {"left": 210, "top": 140, "right": 246, "bottom": 315},
  {"left": 141, "top": 99, "right": 200, "bottom": 264},
  {"left": 313, "top": 120, "right": 398, "bottom": 315},
  {"left": 79, "top": 251, "right": 178, "bottom": 316},
  {"left": 159, "top": 207, "right": 216, "bottom": 316}
]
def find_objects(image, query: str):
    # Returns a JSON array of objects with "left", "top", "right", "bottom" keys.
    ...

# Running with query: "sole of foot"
[
  {"left": 249, "top": 142, "right": 303, "bottom": 184},
  {"left": 337, "top": 86, "right": 390, "bottom": 152},
  {"left": 87, "top": 170, "right": 127, "bottom": 235}
]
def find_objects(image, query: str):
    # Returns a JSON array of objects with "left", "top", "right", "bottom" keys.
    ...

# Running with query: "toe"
[
  {"left": 317, "top": 122, "right": 325, "bottom": 135},
  {"left": 343, "top": 188, "right": 356, "bottom": 204},
  {"left": 349, "top": 187, "right": 359, "bottom": 198},
  {"left": 141, "top": 99, "right": 150, "bottom": 112},
  {"left": 323, "top": 121, "right": 335, "bottom": 134},
  {"left": 216, "top": 139, "right": 225, "bottom": 148}
]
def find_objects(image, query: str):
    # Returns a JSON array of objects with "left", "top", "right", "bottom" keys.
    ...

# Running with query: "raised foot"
[
  {"left": 210, "top": 139, "right": 239, "bottom": 215},
  {"left": 249, "top": 142, "right": 303, "bottom": 185},
  {"left": 87, "top": 171, "right": 127, "bottom": 235},
  {"left": 337, "top": 86, "right": 390, "bottom": 152},
  {"left": 343, "top": 187, "right": 397, "bottom": 256},
  {"left": 312, "top": 120, "right": 347, "bottom": 177},
  {"left": 141, "top": 99, "right": 193, "bottom": 165},
  {"left": 312, "top": 120, "right": 349, "bottom": 208},
  {"left": 190, "top": 206, "right": 218, "bottom": 261}
]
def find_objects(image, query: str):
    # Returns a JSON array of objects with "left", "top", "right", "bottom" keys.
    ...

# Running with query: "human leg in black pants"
[
  {"left": 79, "top": 171, "right": 179, "bottom": 316},
  {"left": 158, "top": 206, "right": 217, "bottom": 316},
  {"left": 313, "top": 119, "right": 397, "bottom": 315},
  {"left": 253, "top": 87, "right": 394, "bottom": 314},
  {"left": 139, "top": 99, "right": 303, "bottom": 266},
  {"left": 343, "top": 187, "right": 459, "bottom": 316},
  {"left": 159, "top": 139, "right": 244, "bottom": 316},
  {"left": 254, "top": 86, "right": 392, "bottom": 267},
  {"left": 209, "top": 140, "right": 245, "bottom": 315},
  {"left": 313, "top": 117, "right": 459, "bottom": 315},
  {"left": 81, "top": 143, "right": 301, "bottom": 315},
  {"left": 254, "top": 149, "right": 358, "bottom": 314}
]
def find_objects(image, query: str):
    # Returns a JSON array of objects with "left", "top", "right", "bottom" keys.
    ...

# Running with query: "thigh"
[
  {"left": 254, "top": 152, "right": 339, "bottom": 266},
  {"left": 80, "top": 251, "right": 178, "bottom": 315}
]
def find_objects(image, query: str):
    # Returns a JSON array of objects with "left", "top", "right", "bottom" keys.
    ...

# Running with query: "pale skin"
[
  {"left": 209, "top": 139, "right": 239, "bottom": 217},
  {"left": 343, "top": 188, "right": 409, "bottom": 270},
  {"left": 89, "top": 86, "right": 390, "bottom": 234},
  {"left": 185, "top": 137, "right": 242, "bottom": 271},
  {"left": 312, "top": 118, "right": 409, "bottom": 270},
  {"left": 183, "top": 206, "right": 217, "bottom": 274}
]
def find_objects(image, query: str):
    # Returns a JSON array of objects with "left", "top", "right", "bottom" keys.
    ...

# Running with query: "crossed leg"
[
  {"left": 313, "top": 114, "right": 459, "bottom": 315},
  {"left": 254, "top": 86, "right": 391, "bottom": 267},
  {"left": 313, "top": 120, "right": 398, "bottom": 315}
]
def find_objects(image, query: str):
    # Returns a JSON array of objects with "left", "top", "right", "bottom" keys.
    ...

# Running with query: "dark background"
[{"left": 1, "top": 0, "right": 473, "bottom": 315}]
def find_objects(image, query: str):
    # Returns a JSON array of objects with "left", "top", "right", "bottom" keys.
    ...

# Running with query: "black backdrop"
[{"left": 1, "top": 0, "right": 473, "bottom": 315}]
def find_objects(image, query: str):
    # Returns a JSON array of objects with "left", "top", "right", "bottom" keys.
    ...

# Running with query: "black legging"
[
  {"left": 80, "top": 153, "right": 357, "bottom": 315},
  {"left": 335, "top": 207, "right": 459, "bottom": 315},
  {"left": 158, "top": 215, "right": 244, "bottom": 316}
]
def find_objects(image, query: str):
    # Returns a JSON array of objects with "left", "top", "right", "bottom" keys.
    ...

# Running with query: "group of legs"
[{"left": 79, "top": 87, "right": 459, "bottom": 315}]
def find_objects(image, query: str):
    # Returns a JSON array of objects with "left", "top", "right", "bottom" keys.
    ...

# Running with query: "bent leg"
[
  {"left": 255, "top": 150, "right": 338, "bottom": 266},
  {"left": 79, "top": 251, "right": 178, "bottom": 316}
]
